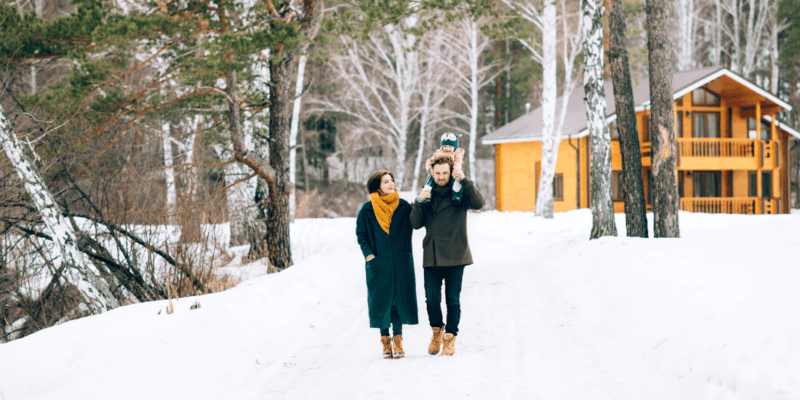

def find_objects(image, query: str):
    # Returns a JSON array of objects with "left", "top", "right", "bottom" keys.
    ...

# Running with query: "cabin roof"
[{"left": 482, "top": 66, "right": 795, "bottom": 145}]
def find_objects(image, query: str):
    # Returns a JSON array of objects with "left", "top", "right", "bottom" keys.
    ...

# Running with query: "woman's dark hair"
[
  {"left": 367, "top": 170, "right": 395, "bottom": 194},
  {"left": 430, "top": 156, "right": 454, "bottom": 174}
]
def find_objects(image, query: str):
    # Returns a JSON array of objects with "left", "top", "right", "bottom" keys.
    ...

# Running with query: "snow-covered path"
[{"left": 2, "top": 210, "right": 799, "bottom": 399}]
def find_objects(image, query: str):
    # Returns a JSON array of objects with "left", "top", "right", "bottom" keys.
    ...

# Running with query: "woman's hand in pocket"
[{"left": 366, "top": 254, "right": 376, "bottom": 262}]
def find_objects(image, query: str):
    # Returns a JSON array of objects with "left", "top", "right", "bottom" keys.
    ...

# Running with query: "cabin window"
[
  {"left": 644, "top": 114, "right": 651, "bottom": 143},
  {"left": 553, "top": 174, "right": 564, "bottom": 201},
  {"left": 691, "top": 88, "right": 720, "bottom": 106},
  {"left": 609, "top": 121, "right": 619, "bottom": 139},
  {"left": 748, "top": 171, "right": 758, "bottom": 197},
  {"left": 678, "top": 173, "right": 685, "bottom": 197},
  {"left": 675, "top": 97, "right": 683, "bottom": 107},
  {"left": 692, "top": 112, "right": 720, "bottom": 138},
  {"left": 611, "top": 171, "right": 624, "bottom": 200},
  {"left": 762, "top": 171, "right": 772, "bottom": 198},
  {"left": 646, "top": 170, "right": 652, "bottom": 205},
  {"left": 747, "top": 118, "right": 771, "bottom": 140},
  {"left": 693, "top": 171, "right": 721, "bottom": 198},
  {"left": 676, "top": 111, "right": 684, "bottom": 138}
]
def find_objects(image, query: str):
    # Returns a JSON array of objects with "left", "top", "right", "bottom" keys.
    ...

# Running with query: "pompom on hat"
[{"left": 440, "top": 132, "right": 460, "bottom": 150}]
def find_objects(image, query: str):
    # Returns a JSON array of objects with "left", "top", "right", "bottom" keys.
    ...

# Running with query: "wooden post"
[
  {"left": 755, "top": 102, "right": 762, "bottom": 214},
  {"left": 756, "top": 102, "right": 762, "bottom": 139}
]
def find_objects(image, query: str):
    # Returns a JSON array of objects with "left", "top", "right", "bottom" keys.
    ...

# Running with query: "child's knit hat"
[{"left": 440, "top": 132, "right": 459, "bottom": 150}]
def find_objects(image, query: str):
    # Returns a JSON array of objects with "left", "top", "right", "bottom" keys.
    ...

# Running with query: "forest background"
[{"left": 1, "top": 0, "right": 799, "bottom": 342}]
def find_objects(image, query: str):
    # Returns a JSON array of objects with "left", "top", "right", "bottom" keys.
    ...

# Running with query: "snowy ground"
[{"left": 1, "top": 209, "right": 799, "bottom": 399}]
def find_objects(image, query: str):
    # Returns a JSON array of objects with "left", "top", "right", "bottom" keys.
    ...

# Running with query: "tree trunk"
[
  {"left": 609, "top": 0, "right": 648, "bottom": 238},
  {"left": 162, "top": 122, "right": 177, "bottom": 224},
  {"left": 646, "top": 0, "right": 680, "bottom": 238},
  {"left": 413, "top": 90, "right": 431, "bottom": 191},
  {"left": 674, "top": 0, "right": 695, "bottom": 72},
  {"left": 583, "top": 0, "right": 618, "bottom": 239},
  {"left": 535, "top": 0, "right": 557, "bottom": 219},
  {"left": 468, "top": 20, "right": 480, "bottom": 183},
  {"left": 289, "top": 55, "right": 308, "bottom": 221},
  {"left": 712, "top": 0, "right": 722, "bottom": 66},
  {"left": 267, "top": 52, "right": 295, "bottom": 270},
  {"left": 1, "top": 104, "right": 119, "bottom": 313}
]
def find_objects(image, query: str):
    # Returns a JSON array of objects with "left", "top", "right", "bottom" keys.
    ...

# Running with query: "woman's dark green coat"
[{"left": 356, "top": 198, "right": 419, "bottom": 329}]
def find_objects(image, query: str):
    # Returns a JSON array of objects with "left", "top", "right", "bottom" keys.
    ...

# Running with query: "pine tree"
[
  {"left": 608, "top": 0, "right": 648, "bottom": 238},
  {"left": 645, "top": 0, "right": 680, "bottom": 238}
]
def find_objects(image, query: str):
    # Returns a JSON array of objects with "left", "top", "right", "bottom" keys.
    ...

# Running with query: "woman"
[{"left": 356, "top": 170, "right": 419, "bottom": 359}]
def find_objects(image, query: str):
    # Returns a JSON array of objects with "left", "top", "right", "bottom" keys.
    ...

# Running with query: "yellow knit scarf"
[{"left": 370, "top": 190, "right": 399, "bottom": 234}]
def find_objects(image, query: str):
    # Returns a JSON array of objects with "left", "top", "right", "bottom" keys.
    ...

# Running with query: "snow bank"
[{"left": 1, "top": 210, "right": 799, "bottom": 399}]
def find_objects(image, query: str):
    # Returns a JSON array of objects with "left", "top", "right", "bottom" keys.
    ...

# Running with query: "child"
[{"left": 417, "top": 133, "right": 465, "bottom": 205}]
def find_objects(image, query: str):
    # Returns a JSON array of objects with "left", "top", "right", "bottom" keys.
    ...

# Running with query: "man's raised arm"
[{"left": 461, "top": 178, "right": 485, "bottom": 210}]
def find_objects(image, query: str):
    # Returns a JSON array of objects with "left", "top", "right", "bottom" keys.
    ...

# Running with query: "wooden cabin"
[{"left": 482, "top": 66, "right": 800, "bottom": 215}]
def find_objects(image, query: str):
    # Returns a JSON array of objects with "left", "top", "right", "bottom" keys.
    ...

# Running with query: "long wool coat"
[
  {"left": 410, "top": 177, "right": 485, "bottom": 268},
  {"left": 356, "top": 198, "right": 419, "bottom": 328}
]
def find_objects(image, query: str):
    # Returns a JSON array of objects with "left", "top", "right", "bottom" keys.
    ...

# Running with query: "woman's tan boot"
[
  {"left": 442, "top": 333, "right": 456, "bottom": 356},
  {"left": 380, "top": 336, "right": 393, "bottom": 359},
  {"left": 392, "top": 335, "right": 405, "bottom": 358},
  {"left": 428, "top": 326, "right": 445, "bottom": 355}
]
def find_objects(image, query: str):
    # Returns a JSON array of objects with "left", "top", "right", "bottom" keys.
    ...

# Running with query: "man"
[{"left": 410, "top": 156, "right": 485, "bottom": 356}]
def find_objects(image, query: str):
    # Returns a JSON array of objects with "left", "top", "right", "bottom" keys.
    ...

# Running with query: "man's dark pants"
[{"left": 423, "top": 266, "right": 465, "bottom": 336}]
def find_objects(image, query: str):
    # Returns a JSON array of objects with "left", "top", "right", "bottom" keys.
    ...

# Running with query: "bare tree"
[
  {"left": 718, "top": 0, "right": 771, "bottom": 78},
  {"left": 308, "top": 20, "right": 420, "bottom": 190},
  {"left": 502, "top": 0, "right": 584, "bottom": 218},
  {"left": 1, "top": 105, "right": 119, "bottom": 314},
  {"left": 440, "top": 18, "right": 501, "bottom": 183},
  {"left": 411, "top": 31, "right": 455, "bottom": 190},
  {"left": 673, "top": 0, "right": 700, "bottom": 71}
]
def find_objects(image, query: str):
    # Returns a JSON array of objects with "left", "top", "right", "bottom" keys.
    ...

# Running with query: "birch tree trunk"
[
  {"left": 1, "top": 105, "right": 119, "bottom": 313},
  {"left": 162, "top": 122, "right": 177, "bottom": 224},
  {"left": 646, "top": 0, "right": 680, "bottom": 238},
  {"left": 674, "top": 0, "right": 696, "bottom": 71},
  {"left": 289, "top": 55, "right": 307, "bottom": 221},
  {"left": 386, "top": 23, "right": 419, "bottom": 190},
  {"left": 467, "top": 20, "right": 480, "bottom": 183},
  {"left": 711, "top": 0, "right": 723, "bottom": 66},
  {"left": 535, "top": 0, "right": 558, "bottom": 218},
  {"left": 583, "top": 0, "right": 617, "bottom": 239},
  {"left": 609, "top": 0, "right": 649, "bottom": 238},
  {"left": 741, "top": 0, "right": 770, "bottom": 79}
]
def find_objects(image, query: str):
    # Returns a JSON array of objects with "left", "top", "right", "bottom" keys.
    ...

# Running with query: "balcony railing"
[
  {"left": 677, "top": 138, "right": 755, "bottom": 158},
  {"left": 681, "top": 197, "right": 757, "bottom": 214},
  {"left": 680, "top": 197, "right": 778, "bottom": 215},
  {"left": 674, "top": 138, "right": 775, "bottom": 170}
]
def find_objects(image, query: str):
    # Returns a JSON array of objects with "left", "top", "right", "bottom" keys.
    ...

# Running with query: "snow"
[{"left": 2, "top": 210, "right": 800, "bottom": 399}]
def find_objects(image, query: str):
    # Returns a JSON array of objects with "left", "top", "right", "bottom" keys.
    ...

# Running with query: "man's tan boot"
[
  {"left": 428, "top": 326, "right": 445, "bottom": 355},
  {"left": 380, "top": 336, "right": 393, "bottom": 359},
  {"left": 392, "top": 335, "right": 405, "bottom": 358},
  {"left": 442, "top": 333, "right": 456, "bottom": 356}
]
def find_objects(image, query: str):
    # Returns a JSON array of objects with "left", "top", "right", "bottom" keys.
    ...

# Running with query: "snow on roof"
[{"left": 482, "top": 66, "right": 794, "bottom": 145}]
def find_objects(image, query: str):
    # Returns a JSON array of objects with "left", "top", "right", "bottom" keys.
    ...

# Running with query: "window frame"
[
  {"left": 611, "top": 171, "right": 624, "bottom": 201},
  {"left": 692, "top": 111, "right": 721, "bottom": 139},
  {"left": 691, "top": 87, "right": 721, "bottom": 106},
  {"left": 553, "top": 173, "right": 564, "bottom": 202}
]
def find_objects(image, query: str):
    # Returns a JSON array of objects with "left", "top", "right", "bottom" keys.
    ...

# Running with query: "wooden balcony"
[
  {"left": 675, "top": 138, "right": 776, "bottom": 170},
  {"left": 680, "top": 197, "right": 777, "bottom": 215}
]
